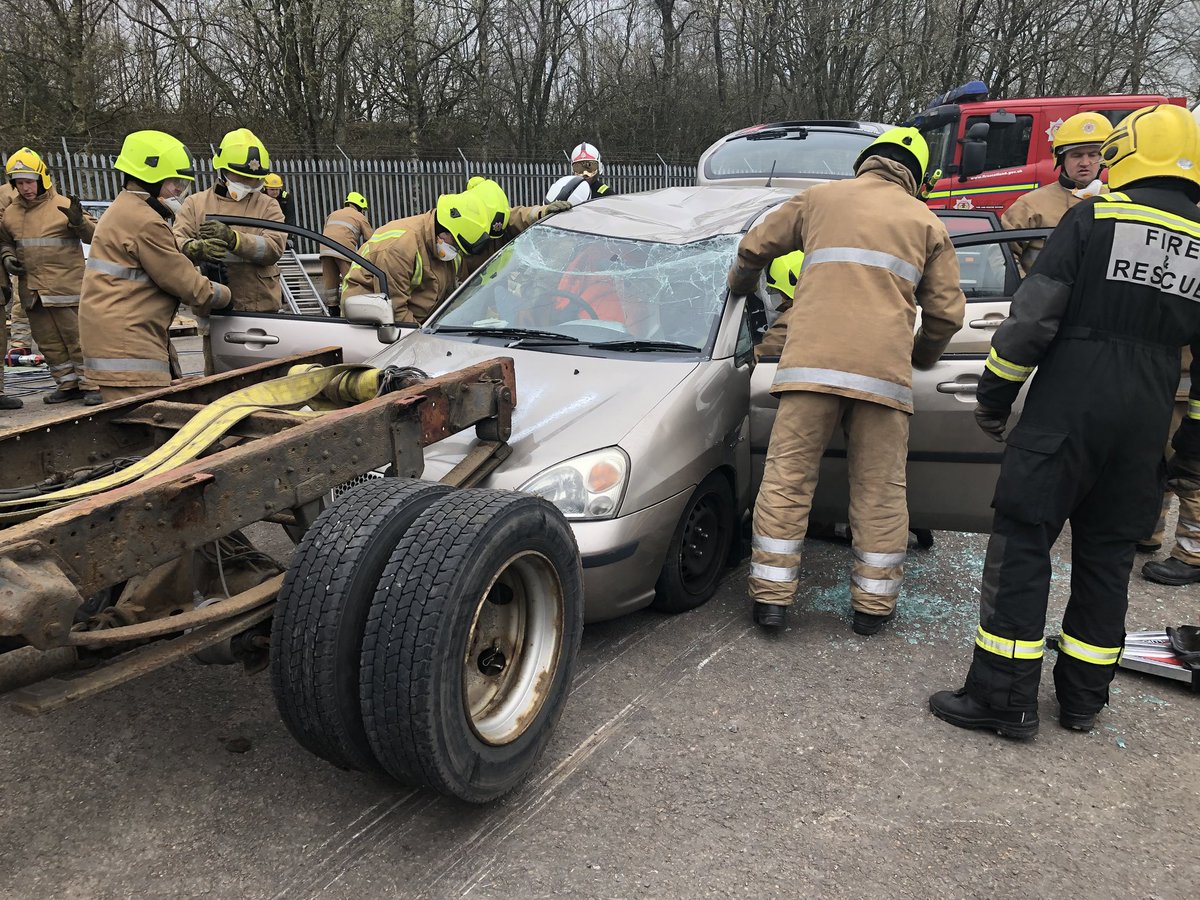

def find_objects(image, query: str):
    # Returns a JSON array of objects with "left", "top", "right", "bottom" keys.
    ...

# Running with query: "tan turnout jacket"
[
  {"left": 1000, "top": 179, "right": 1107, "bottom": 272},
  {"left": 0, "top": 183, "right": 15, "bottom": 216},
  {"left": 173, "top": 186, "right": 286, "bottom": 312},
  {"left": 341, "top": 210, "right": 458, "bottom": 324},
  {"left": 320, "top": 206, "right": 374, "bottom": 258},
  {"left": 729, "top": 157, "right": 965, "bottom": 413},
  {"left": 80, "top": 190, "right": 227, "bottom": 388},
  {"left": 0, "top": 185, "right": 96, "bottom": 307}
]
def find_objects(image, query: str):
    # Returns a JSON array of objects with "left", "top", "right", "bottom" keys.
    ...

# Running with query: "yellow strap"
[
  {"left": 1058, "top": 631, "right": 1121, "bottom": 666},
  {"left": 985, "top": 347, "right": 1035, "bottom": 383},
  {"left": 1093, "top": 203, "right": 1200, "bottom": 240},
  {"left": 0, "top": 365, "right": 371, "bottom": 522},
  {"left": 975, "top": 626, "right": 1044, "bottom": 660},
  {"left": 1189, "top": 399, "right": 1200, "bottom": 421}
]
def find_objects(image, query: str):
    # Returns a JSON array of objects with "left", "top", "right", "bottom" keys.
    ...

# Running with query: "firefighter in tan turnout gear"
[
  {"left": 340, "top": 187, "right": 507, "bottom": 324},
  {"left": 0, "top": 148, "right": 100, "bottom": 404},
  {"left": 319, "top": 191, "right": 373, "bottom": 313},
  {"left": 173, "top": 128, "right": 285, "bottom": 372},
  {"left": 79, "top": 130, "right": 231, "bottom": 403},
  {"left": 1, "top": 180, "right": 33, "bottom": 356},
  {"left": 728, "top": 127, "right": 965, "bottom": 634},
  {"left": 1001, "top": 112, "right": 1113, "bottom": 272}
]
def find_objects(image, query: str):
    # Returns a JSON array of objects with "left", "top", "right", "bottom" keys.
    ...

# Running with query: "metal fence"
[{"left": 4, "top": 147, "right": 697, "bottom": 252}]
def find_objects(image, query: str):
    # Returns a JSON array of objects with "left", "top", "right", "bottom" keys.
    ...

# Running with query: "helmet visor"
[{"left": 572, "top": 160, "right": 598, "bottom": 176}]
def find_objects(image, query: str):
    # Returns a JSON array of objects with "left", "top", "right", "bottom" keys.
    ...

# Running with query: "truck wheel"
[
  {"left": 360, "top": 490, "right": 583, "bottom": 803},
  {"left": 270, "top": 477, "right": 453, "bottom": 773},
  {"left": 652, "top": 473, "right": 734, "bottom": 614}
]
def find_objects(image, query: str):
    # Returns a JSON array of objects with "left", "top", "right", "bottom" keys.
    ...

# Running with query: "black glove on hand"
[
  {"left": 60, "top": 195, "right": 85, "bottom": 229},
  {"left": 974, "top": 404, "right": 1010, "bottom": 443},
  {"left": 1166, "top": 453, "right": 1200, "bottom": 494},
  {"left": 1, "top": 252, "right": 24, "bottom": 276}
]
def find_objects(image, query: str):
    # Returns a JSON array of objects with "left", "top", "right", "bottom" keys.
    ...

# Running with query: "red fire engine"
[{"left": 912, "top": 81, "right": 1186, "bottom": 215}]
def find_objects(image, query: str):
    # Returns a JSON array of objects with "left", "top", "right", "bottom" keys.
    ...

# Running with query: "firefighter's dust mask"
[
  {"left": 224, "top": 177, "right": 260, "bottom": 202},
  {"left": 435, "top": 239, "right": 459, "bottom": 262}
]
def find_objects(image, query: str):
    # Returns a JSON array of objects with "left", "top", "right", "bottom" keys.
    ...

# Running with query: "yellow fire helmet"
[
  {"left": 436, "top": 189, "right": 505, "bottom": 255},
  {"left": 1102, "top": 104, "right": 1200, "bottom": 190},
  {"left": 466, "top": 177, "right": 511, "bottom": 237},
  {"left": 5, "top": 147, "right": 52, "bottom": 191},
  {"left": 264, "top": 172, "right": 284, "bottom": 189},
  {"left": 346, "top": 191, "right": 368, "bottom": 210},
  {"left": 853, "top": 127, "right": 930, "bottom": 192},
  {"left": 766, "top": 250, "right": 806, "bottom": 300},
  {"left": 1052, "top": 112, "right": 1114, "bottom": 157},
  {"left": 213, "top": 127, "right": 271, "bottom": 179},
  {"left": 113, "top": 131, "right": 196, "bottom": 186}
]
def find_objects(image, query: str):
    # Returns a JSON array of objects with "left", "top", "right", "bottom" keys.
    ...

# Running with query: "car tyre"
[
  {"left": 270, "top": 477, "right": 453, "bottom": 773},
  {"left": 360, "top": 490, "right": 583, "bottom": 803},
  {"left": 652, "top": 472, "right": 735, "bottom": 614}
]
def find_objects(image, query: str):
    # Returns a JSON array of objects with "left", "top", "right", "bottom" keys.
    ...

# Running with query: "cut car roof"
[{"left": 541, "top": 185, "right": 799, "bottom": 244}]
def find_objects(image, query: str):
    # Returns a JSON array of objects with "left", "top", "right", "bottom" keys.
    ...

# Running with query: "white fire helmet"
[{"left": 570, "top": 142, "right": 603, "bottom": 175}]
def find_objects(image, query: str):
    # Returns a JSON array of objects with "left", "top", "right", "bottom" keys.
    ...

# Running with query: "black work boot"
[
  {"left": 0, "top": 394, "right": 22, "bottom": 410},
  {"left": 1142, "top": 556, "right": 1200, "bottom": 586},
  {"left": 753, "top": 602, "right": 787, "bottom": 630},
  {"left": 1058, "top": 708, "right": 1096, "bottom": 732},
  {"left": 82, "top": 390, "right": 102, "bottom": 406},
  {"left": 1134, "top": 540, "right": 1162, "bottom": 554},
  {"left": 852, "top": 608, "right": 896, "bottom": 636},
  {"left": 928, "top": 687, "right": 1039, "bottom": 739},
  {"left": 43, "top": 387, "right": 83, "bottom": 404}
]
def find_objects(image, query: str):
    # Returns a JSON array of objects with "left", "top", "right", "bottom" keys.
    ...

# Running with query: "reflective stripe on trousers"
[
  {"left": 85, "top": 356, "right": 171, "bottom": 374},
  {"left": 1057, "top": 631, "right": 1121, "bottom": 666},
  {"left": 975, "top": 625, "right": 1045, "bottom": 660},
  {"left": 851, "top": 545, "right": 906, "bottom": 607},
  {"left": 772, "top": 366, "right": 912, "bottom": 408}
]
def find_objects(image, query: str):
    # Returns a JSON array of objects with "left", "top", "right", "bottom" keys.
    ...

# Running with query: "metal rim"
[
  {"left": 679, "top": 490, "right": 726, "bottom": 592},
  {"left": 462, "top": 550, "right": 564, "bottom": 746}
]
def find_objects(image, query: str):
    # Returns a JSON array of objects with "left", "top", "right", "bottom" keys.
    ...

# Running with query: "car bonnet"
[{"left": 370, "top": 332, "right": 698, "bottom": 487}]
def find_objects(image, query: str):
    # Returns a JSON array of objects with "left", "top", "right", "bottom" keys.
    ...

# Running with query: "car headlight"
[{"left": 519, "top": 448, "right": 629, "bottom": 520}]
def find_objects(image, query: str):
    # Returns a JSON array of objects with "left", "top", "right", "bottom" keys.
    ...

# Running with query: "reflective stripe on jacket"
[
  {"left": 340, "top": 210, "right": 458, "bottom": 324},
  {"left": 320, "top": 206, "right": 374, "bottom": 258},
  {"left": 79, "top": 191, "right": 224, "bottom": 387},
  {"left": 729, "top": 156, "right": 965, "bottom": 413},
  {"left": 173, "top": 187, "right": 285, "bottom": 313},
  {"left": 0, "top": 185, "right": 95, "bottom": 307}
]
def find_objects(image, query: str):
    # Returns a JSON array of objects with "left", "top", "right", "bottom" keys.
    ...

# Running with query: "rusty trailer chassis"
[{"left": 0, "top": 349, "right": 516, "bottom": 712}]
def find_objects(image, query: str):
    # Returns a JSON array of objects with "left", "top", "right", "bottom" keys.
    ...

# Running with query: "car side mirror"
[
  {"left": 343, "top": 292, "right": 400, "bottom": 344},
  {"left": 960, "top": 122, "right": 990, "bottom": 179}
]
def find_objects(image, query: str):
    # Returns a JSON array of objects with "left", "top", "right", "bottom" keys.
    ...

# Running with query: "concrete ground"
[{"left": 1, "top": 345, "right": 1198, "bottom": 898}]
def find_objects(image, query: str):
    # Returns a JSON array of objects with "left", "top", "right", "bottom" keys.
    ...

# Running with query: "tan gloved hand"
[
  {"left": 199, "top": 220, "right": 240, "bottom": 252},
  {"left": 183, "top": 237, "right": 232, "bottom": 262},
  {"left": 535, "top": 200, "right": 572, "bottom": 221}
]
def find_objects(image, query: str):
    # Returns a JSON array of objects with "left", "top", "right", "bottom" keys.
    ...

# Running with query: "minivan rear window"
[{"left": 703, "top": 130, "right": 876, "bottom": 181}]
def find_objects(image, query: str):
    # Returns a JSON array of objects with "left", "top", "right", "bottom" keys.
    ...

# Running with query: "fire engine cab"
[{"left": 911, "top": 81, "right": 1185, "bottom": 215}]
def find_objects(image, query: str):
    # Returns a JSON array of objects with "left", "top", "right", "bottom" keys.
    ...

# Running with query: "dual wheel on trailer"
[{"left": 269, "top": 479, "right": 584, "bottom": 804}]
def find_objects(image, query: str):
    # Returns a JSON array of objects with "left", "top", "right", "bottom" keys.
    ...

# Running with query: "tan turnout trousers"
[
  {"left": 26, "top": 295, "right": 93, "bottom": 391},
  {"left": 320, "top": 257, "right": 350, "bottom": 309},
  {"left": 751, "top": 391, "right": 910, "bottom": 615},
  {"left": 7, "top": 292, "right": 31, "bottom": 348},
  {"left": 1145, "top": 401, "right": 1200, "bottom": 565}
]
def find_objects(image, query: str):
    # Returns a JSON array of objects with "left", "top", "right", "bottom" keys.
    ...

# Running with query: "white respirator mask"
[
  {"left": 435, "top": 240, "right": 459, "bottom": 262},
  {"left": 1072, "top": 178, "right": 1105, "bottom": 199},
  {"left": 224, "top": 178, "right": 260, "bottom": 202},
  {"left": 160, "top": 195, "right": 185, "bottom": 217}
]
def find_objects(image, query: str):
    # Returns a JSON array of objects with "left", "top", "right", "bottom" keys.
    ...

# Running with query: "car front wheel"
[{"left": 652, "top": 472, "right": 735, "bottom": 614}]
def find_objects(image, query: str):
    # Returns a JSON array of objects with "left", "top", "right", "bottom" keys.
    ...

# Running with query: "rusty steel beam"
[
  {"left": 0, "top": 357, "right": 515, "bottom": 649},
  {"left": 0, "top": 348, "right": 344, "bottom": 488}
]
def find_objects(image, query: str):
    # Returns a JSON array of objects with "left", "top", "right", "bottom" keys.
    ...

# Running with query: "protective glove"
[
  {"left": 182, "top": 238, "right": 232, "bottom": 262},
  {"left": 534, "top": 200, "right": 572, "bottom": 220},
  {"left": 1166, "top": 453, "right": 1200, "bottom": 495},
  {"left": 199, "top": 220, "right": 241, "bottom": 252},
  {"left": 1, "top": 252, "right": 24, "bottom": 276},
  {"left": 59, "top": 194, "right": 85, "bottom": 229},
  {"left": 974, "top": 403, "right": 1010, "bottom": 443},
  {"left": 209, "top": 282, "right": 233, "bottom": 311}
]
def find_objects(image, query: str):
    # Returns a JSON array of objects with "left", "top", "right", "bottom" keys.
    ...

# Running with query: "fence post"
[
  {"left": 60, "top": 137, "right": 77, "bottom": 196},
  {"left": 458, "top": 148, "right": 470, "bottom": 183},
  {"left": 656, "top": 153, "right": 669, "bottom": 190}
]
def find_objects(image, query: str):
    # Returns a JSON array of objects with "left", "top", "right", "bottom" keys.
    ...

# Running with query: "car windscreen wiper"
[
  {"left": 585, "top": 340, "right": 701, "bottom": 353},
  {"left": 431, "top": 325, "right": 579, "bottom": 343}
]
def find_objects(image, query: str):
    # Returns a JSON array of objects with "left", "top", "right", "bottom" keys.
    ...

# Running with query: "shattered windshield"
[
  {"left": 703, "top": 130, "right": 874, "bottom": 180},
  {"left": 430, "top": 228, "right": 740, "bottom": 353}
]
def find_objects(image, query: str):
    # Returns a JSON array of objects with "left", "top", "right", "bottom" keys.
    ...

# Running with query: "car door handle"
[
  {"left": 223, "top": 331, "right": 280, "bottom": 345},
  {"left": 969, "top": 316, "right": 1007, "bottom": 329},
  {"left": 937, "top": 378, "right": 979, "bottom": 395}
]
